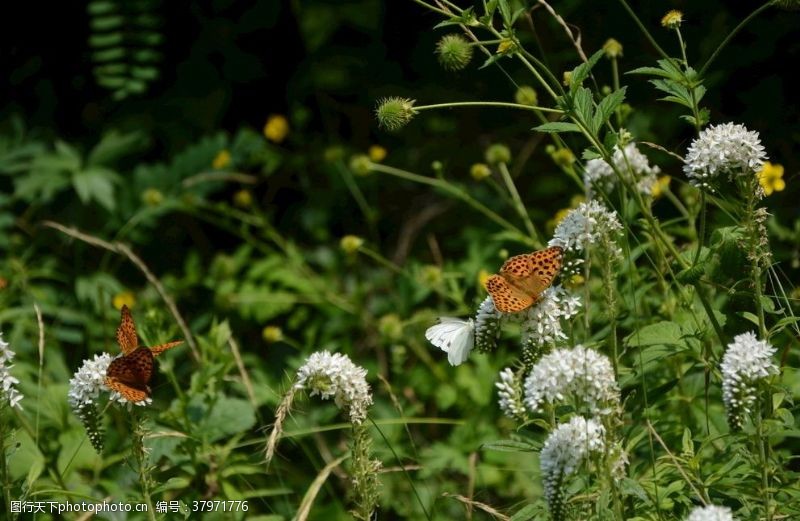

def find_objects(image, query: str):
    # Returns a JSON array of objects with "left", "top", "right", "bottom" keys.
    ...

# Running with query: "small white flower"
[
  {"left": 425, "top": 317, "right": 475, "bottom": 366},
  {"left": 683, "top": 122, "right": 767, "bottom": 192},
  {"left": 524, "top": 345, "right": 619, "bottom": 415},
  {"left": 515, "top": 285, "right": 581, "bottom": 348},
  {"left": 549, "top": 201, "right": 623, "bottom": 254},
  {"left": 540, "top": 416, "right": 606, "bottom": 516},
  {"left": 474, "top": 297, "right": 503, "bottom": 353},
  {"left": 68, "top": 353, "right": 112, "bottom": 409},
  {"left": 295, "top": 351, "right": 373, "bottom": 424},
  {"left": 584, "top": 143, "right": 660, "bottom": 197},
  {"left": 686, "top": 504, "right": 735, "bottom": 521},
  {"left": 721, "top": 332, "right": 777, "bottom": 427},
  {"left": 0, "top": 332, "right": 24, "bottom": 409},
  {"left": 496, "top": 367, "right": 526, "bottom": 419}
]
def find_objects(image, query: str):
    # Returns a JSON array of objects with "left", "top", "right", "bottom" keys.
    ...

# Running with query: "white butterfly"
[{"left": 425, "top": 318, "right": 475, "bottom": 366}]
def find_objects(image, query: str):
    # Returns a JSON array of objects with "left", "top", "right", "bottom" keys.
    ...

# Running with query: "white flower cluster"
[
  {"left": 540, "top": 416, "right": 605, "bottom": 516},
  {"left": 524, "top": 345, "right": 619, "bottom": 415},
  {"left": 496, "top": 367, "right": 526, "bottom": 420},
  {"left": 516, "top": 286, "right": 581, "bottom": 348},
  {"left": 0, "top": 332, "right": 23, "bottom": 409},
  {"left": 721, "top": 332, "right": 777, "bottom": 427},
  {"left": 686, "top": 505, "right": 735, "bottom": 521},
  {"left": 549, "top": 201, "right": 623, "bottom": 254},
  {"left": 584, "top": 143, "right": 660, "bottom": 196},
  {"left": 683, "top": 122, "right": 767, "bottom": 192},
  {"left": 295, "top": 351, "right": 373, "bottom": 424},
  {"left": 474, "top": 296, "right": 503, "bottom": 353}
]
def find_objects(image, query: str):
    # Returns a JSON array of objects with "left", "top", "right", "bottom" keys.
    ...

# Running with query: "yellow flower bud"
[{"left": 264, "top": 114, "right": 289, "bottom": 143}]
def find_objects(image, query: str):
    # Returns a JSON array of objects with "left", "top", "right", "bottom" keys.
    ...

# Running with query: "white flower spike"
[{"left": 425, "top": 317, "right": 475, "bottom": 366}]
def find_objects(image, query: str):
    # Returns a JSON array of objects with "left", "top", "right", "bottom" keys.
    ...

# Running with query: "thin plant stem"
[
  {"left": 369, "top": 163, "right": 533, "bottom": 246},
  {"left": 699, "top": 1, "right": 775, "bottom": 77},
  {"left": 131, "top": 413, "right": 157, "bottom": 521},
  {"left": 416, "top": 101, "right": 562, "bottom": 114},
  {"left": 615, "top": 0, "right": 671, "bottom": 60},
  {"left": 497, "top": 162, "right": 540, "bottom": 243}
]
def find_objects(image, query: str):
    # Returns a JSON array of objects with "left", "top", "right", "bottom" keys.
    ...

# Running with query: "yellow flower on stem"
[
  {"left": 113, "top": 291, "right": 136, "bottom": 311},
  {"left": 212, "top": 149, "right": 231, "bottom": 169},
  {"left": 758, "top": 162, "right": 785, "bottom": 196},
  {"left": 651, "top": 175, "right": 672, "bottom": 199},
  {"left": 264, "top": 115, "right": 289, "bottom": 143},
  {"left": 368, "top": 145, "right": 387, "bottom": 162}
]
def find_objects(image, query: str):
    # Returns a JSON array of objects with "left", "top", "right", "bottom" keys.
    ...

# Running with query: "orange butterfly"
[
  {"left": 485, "top": 246, "right": 563, "bottom": 313},
  {"left": 104, "top": 305, "right": 183, "bottom": 402}
]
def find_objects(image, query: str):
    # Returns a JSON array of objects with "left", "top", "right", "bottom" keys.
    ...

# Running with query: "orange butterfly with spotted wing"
[
  {"left": 485, "top": 246, "right": 563, "bottom": 313},
  {"left": 104, "top": 305, "right": 183, "bottom": 402}
]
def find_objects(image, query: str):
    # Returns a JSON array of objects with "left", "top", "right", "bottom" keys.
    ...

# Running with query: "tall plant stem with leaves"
[
  {"left": 131, "top": 412, "right": 157, "bottom": 521},
  {"left": 0, "top": 407, "right": 11, "bottom": 521}
]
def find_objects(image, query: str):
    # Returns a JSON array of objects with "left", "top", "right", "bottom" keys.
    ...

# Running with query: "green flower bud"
[
  {"left": 485, "top": 143, "right": 511, "bottom": 165},
  {"left": 436, "top": 34, "right": 473, "bottom": 71},
  {"left": 515, "top": 85, "right": 538, "bottom": 106},
  {"left": 470, "top": 163, "right": 491, "bottom": 181},
  {"left": 349, "top": 154, "right": 373, "bottom": 176},
  {"left": 375, "top": 97, "right": 417, "bottom": 131}
]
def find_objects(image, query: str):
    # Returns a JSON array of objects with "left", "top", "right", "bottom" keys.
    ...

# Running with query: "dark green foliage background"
[{"left": 1, "top": 1, "right": 799, "bottom": 520}]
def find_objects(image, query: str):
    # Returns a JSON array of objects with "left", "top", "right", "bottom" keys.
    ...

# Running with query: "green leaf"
[
  {"left": 88, "top": 130, "right": 147, "bottom": 166},
  {"left": 533, "top": 121, "right": 581, "bottom": 133},
  {"left": 480, "top": 439, "right": 540, "bottom": 452},
  {"left": 511, "top": 505, "right": 546, "bottom": 520},
  {"left": 72, "top": 167, "right": 117, "bottom": 211},
  {"left": 569, "top": 49, "right": 604, "bottom": 91},
  {"left": 201, "top": 397, "right": 257, "bottom": 442},
  {"left": 592, "top": 86, "right": 626, "bottom": 133},
  {"left": 573, "top": 87, "right": 594, "bottom": 125},
  {"left": 625, "top": 321, "right": 684, "bottom": 348}
]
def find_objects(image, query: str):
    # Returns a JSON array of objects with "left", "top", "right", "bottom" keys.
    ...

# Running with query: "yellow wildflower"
[
  {"left": 113, "top": 291, "right": 136, "bottom": 311},
  {"left": 661, "top": 10, "right": 683, "bottom": 28},
  {"left": 651, "top": 175, "right": 672, "bottom": 199},
  {"left": 262, "top": 326, "right": 283, "bottom": 343},
  {"left": 602, "top": 38, "right": 623, "bottom": 59},
  {"left": 470, "top": 163, "right": 491, "bottom": 181},
  {"left": 368, "top": 145, "right": 387, "bottom": 162},
  {"left": 340, "top": 235, "right": 364, "bottom": 254},
  {"left": 550, "top": 148, "right": 575, "bottom": 168},
  {"left": 758, "top": 162, "right": 785, "bottom": 196},
  {"left": 141, "top": 188, "right": 163, "bottom": 206},
  {"left": 497, "top": 39, "right": 517, "bottom": 54},
  {"left": 263, "top": 114, "right": 289, "bottom": 143},
  {"left": 234, "top": 189, "right": 253, "bottom": 208},
  {"left": 477, "top": 269, "right": 491, "bottom": 289},
  {"left": 212, "top": 149, "right": 231, "bottom": 169}
]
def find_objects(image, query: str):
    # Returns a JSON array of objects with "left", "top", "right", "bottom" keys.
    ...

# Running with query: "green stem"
[
  {"left": 0, "top": 409, "right": 11, "bottom": 521},
  {"left": 615, "top": 0, "right": 672, "bottom": 60},
  {"left": 132, "top": 414, "right": 157, "bottom": 521},
  {"left": 416, "top": 101, "right": 562, "bottom": 114},
  {"left": 370, "top": 163, "right": 534, "bottom": 246},
  {"left": 497, "top": 162, "right": 540, "bottom": 243},
  {"left": 699, "top": 1, "right": 775, "bottom": 77},
  {"left": 610, "top": 56, "right": 622, "bottom": 127},
  {"left": 755, "top": 398, "right": 773, "bottom": 521}
]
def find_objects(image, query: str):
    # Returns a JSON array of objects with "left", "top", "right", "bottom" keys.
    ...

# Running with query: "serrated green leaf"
[
  {"left": 592, "top": 86, "right": 626, "bottom": 133},
  {"left": 569, "top": 49, "right": 604, "bottom": 91},
  {"left": 532, "top": 121, "right": 581, "bottom": 133}
]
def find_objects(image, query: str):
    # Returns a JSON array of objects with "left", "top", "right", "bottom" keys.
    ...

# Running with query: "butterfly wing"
[
  {"left": 105, "top": 347, "right": 154, "bottom": 402},
  {"left": 508, "top": 246, "right": 563, "bottom": 297},
  {"left": 485, "top": 274, "right": 535, "bottom": 313},
  {"left": 116, "top": 305, "right": 139, "bottom": 355},
  {"left": 425, "top": 318, "right": 474, "bottom": 366},
  {"left": 149, "top": 340, "right": 183, "bottom": 358}
]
